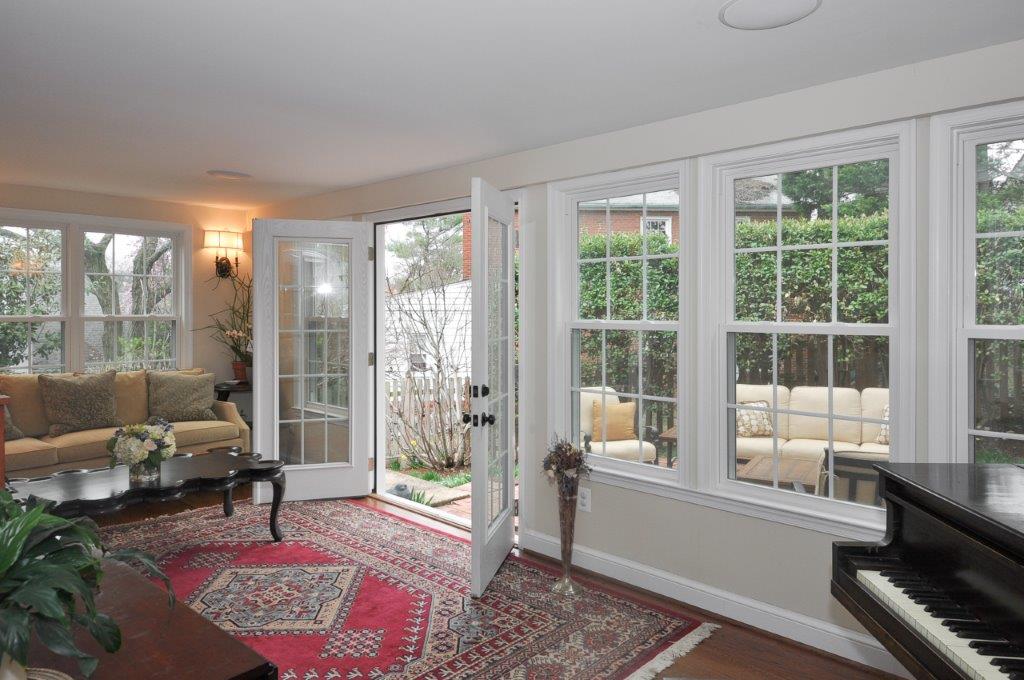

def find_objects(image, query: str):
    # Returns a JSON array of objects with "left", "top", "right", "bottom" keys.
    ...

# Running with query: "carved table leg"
[
  {"left": 223, "top": 487, "right": 234, "bottom": 517},
  {"left": 269, "top": 473, "right": 286, "bottom": 542}
]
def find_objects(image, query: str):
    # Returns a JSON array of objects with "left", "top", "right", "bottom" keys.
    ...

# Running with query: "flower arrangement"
[
  {"left": 542, "top": 436, "right": 590, "bottom": 596},
  {"left": 204, "top": 273, "right": 253, "bottom": 365},
  {"left": 107, "top": 420, "right": 176, "bottom": 482},
  {"left": 542, "top": 436, "right": 591, "bottom": 495}
]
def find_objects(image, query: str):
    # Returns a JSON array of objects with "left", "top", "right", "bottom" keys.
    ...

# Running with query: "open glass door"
[
  {"left": 252, "top": 219, "right": 371, "bottom": 501},
  {"left": 470, "top": 178, "right": 516, "bottom": 596}
]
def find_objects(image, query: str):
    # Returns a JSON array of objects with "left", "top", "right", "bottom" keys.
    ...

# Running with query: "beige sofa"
[
  {"left": 579, "top": 388, "right": 658, "bottom": 463},
  {"left": 1, "top": 370, "right": 250, "bottom": 478},
  {"left": 736, "top": 384, "right": 889, "bottom": 504}
]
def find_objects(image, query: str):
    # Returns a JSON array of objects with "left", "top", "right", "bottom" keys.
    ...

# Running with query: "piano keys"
[{"left": 833, "top": 464, "right": 1024, "bottom": 680}]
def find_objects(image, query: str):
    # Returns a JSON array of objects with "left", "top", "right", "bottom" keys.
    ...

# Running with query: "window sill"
[{"left": 587, "top": 465, "right": 886, "bottom": 542}]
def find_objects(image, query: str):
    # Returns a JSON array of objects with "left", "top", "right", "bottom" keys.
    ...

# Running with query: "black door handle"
[
  {"left": 462, "top": 412, "right": 472, "bottom": 424},
  {"left": 480, "top": 413, "right": 496, "bottom": 426}
]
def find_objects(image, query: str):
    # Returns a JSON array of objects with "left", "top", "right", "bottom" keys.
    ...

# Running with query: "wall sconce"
[{"left": 204, "top": 230, "right": 243, "bottom": 278}]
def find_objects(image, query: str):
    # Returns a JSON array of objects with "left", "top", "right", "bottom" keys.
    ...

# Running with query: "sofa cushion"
[
  {"left": 779, "top": 439, "right": 831, "bottom": 463},
  {"left": 38, "top": 370, "right": 121, "bottom": 437},
  {"left": 592, "top": 400, "right": 636, "bottom": 442},
  {"left": 855, "top": 442, "right": 891, "bottom": 460},
  {"left": 578, "top": 388, "right": 618, "bottom": 438},
  {"left": 148, "top": 372, "right": 216, "bottom": 422},
  {"left": 170, "top": 420, "right": 240, "bottom": 447},
  {"left": 4, "top": 404, "right": 25, "bottom": 441},
  {"left": 0, "top": 373, "right": 52, "bottom": 437},
  {"left": 592, "top": 439, "right": 657, "bottom": 463},
  {"left": 788, "top": 387, "right": 862, "bottom": 444},
  {"left": 736, "top": 401, "right": 773, "bottom": 437},
  {"left": 735, "top": 385, "right": 791, "bottom": 439},
  {"left": 4, "top": 437, "right": 58, "bottom": 472},
  {"left": 735, "top": 435, "right": 785, "bottom": 459},
  {"left": 114, "top": 370, "right": 149, "bottom": 425},
  {"left": 43, "top": 427, "right": 121, "bottom": 464}
]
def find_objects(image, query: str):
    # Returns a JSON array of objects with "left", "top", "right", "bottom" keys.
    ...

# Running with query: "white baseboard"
[{"left": 519, "top": 529, "right": 909, "bottom": 678}]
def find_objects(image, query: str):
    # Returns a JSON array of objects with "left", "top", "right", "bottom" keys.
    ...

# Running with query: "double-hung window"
[
  {"left": 553, "top": 165, "right": 684, "bottom": 482},
  {"left": 706, "top": 122, "right": 914, "bottom": 518},
  {"left": 933, "top": 102, "right": 1024, "bottom": 464},
  {"left": 0, "top": 211, "right": 190, "bottom": 374}
]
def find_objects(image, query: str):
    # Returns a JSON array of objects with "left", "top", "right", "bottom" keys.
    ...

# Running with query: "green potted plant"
[{"left": 0, "top": 491, "right": 172, "bottom": 679}]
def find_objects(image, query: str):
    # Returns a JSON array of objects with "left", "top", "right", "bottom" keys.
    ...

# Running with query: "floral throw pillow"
[
  {"left": 736, "top": 401, "right": 773, "bottom": 438},
  {"left": 38, "top": 370, "right": 121, "bottom": 437},
  {"left": 876, "top": 404, "right": 890, "bottom": 445}
]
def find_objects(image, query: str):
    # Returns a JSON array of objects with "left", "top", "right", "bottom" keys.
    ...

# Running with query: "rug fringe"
[{"left": 626, "top": 621, "right": 720, "bottom": 680}]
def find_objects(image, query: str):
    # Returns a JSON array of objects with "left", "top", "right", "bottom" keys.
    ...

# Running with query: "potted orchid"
[
  {"left": 204, "top": 273, "right": 253, "bottom": 383},
  {"left": 542, "top": 436, "right": 591, "bottom": 596},
  {"left": 106, "top": 420, "right": 177, "bottom": 484}
]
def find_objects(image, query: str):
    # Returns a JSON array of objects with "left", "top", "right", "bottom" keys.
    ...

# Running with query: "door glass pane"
[
  {"left": 485, "top": 216, "right": 510, "bottom": 526},
  {"left": 276, "top": 239, "right": 352, "bottom": 467}
]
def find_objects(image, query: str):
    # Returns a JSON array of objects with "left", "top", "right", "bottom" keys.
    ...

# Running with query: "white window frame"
[
  {"left": 0, "top": 207, "right": 192, "bottom": 373},
  {"left": 699, "top": 121, "right": 916, "bottom": 532},
  {"left": 930, "top": 100, "right": 1024, "bottom": 463},
  {"left": 548, "top": 161, "right": 688, "bottom": 488}
]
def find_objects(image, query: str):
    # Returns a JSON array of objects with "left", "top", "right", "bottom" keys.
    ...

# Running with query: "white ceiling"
[{"left": 2, "top": 1, "right": 1023, "bottom": 209}]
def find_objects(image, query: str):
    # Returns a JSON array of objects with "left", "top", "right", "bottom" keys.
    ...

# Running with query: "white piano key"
[{"left": 857, "top": 570, "right": 1012, "bottom": 680}]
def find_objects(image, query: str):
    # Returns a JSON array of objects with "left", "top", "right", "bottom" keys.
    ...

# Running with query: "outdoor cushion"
[
  {"left": 38, "top": 370, "right": 121, "bottom": 437},
  {"left": 43, "top": 427, "right": 120, "bottom": 464},
  {"left": 148, "top": 372, "right": 217, "bottom": 422},
  {"left": 735, "top": 436, "right": 786, "bottom": 459},
  {"left": 861, "top": 387, "right": 889, "bottom": 444},
  {"left": 114, "top": 370, "right": 149, "bottom": 425},
  {"left": 592, "top": 439, "right": 657, "bottom": 463},
  {"left": 0, "top": 373, "right": 53, "bottom": 437},
  {"left": 855, "top": 442, "right": 891, "bottom": 459},
  {"left": 788, "top": 387, "right": 861, "bottom": 444},
  {"left": 779, "top": 438, "right": 832, "bottom": 462},
  {"left": 578, "top": 387, "right": 618, "bottom": 438},
  {"left": 4, "top": 437, "right": 58, "bottom": 472},
  {"left": 169, "top": 420, "right": 240, "bottom": 447},
  {"left": 736, "top": 401, "right": 772, "bottom": 437},
  {"left": 592, "top": 400, "right": 637, "bottom": 442},
  {"left": 735, "top": 385, "right": 790, "bottom": 439}
]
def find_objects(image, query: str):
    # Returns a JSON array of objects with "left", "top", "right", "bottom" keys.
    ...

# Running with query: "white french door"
[
  {"left": 252, "top": 219, "right": 371, "bottom": 502},
  {"left": 469, "top": 178, "right": 517, "bottom": 596}
]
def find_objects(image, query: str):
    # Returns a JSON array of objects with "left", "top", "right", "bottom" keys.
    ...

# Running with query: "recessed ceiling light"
[
  {"left": 719, "top": 0, "right": 821, "bottom": 30},
  {"left": 206, "top": 169, "right": 252, "bottom": 180}
]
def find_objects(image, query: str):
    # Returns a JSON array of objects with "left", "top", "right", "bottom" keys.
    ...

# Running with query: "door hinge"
[
  {"left": 368, "top": 351, "right": 375, "bottom": 366},
  {"left": 368, "top": 246, "right": 375, "bottom": 261}
]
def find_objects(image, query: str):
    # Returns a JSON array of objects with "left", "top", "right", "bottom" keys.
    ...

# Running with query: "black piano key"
[
  {"left": 925, "top": 605, "right": 971, "bottom": 617},
  {"left": 956, "top": 629, "right": 1006, "bottom": 641},
  {"left": 993, "top": 659, "right": 1024, "bottom": 672},
  {"left": 971, "top": 641, "right": 1024, "bottom": 657}
]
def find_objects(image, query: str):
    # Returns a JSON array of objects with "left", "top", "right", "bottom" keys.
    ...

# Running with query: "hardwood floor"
[{"left": 94, "top": 492, "right": 898, "bottom": 680}]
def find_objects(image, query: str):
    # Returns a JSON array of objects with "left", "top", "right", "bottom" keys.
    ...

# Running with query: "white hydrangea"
[{"left": 113, "top": 436, "right": 148, "bottom": 465}]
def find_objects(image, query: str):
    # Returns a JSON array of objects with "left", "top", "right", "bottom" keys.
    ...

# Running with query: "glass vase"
[
  {"left": 129, "top": 461, "right": 160, "bottom": 484},
  {"left": 552, "top": 476, "right": 582, "bottom": 596}
]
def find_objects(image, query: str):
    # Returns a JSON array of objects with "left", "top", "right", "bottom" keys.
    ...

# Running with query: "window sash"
[{"left": 0, "top": 218, "right": 189, "bottom": 374}]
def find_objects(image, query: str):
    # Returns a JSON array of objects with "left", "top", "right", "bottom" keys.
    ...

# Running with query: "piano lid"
[{"left": 879, "top": 463, "right": 1024, "bottom": 553}]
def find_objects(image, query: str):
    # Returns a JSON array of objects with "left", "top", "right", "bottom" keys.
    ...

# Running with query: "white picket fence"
[{"left": 383, "top": 373, "right": 471, "bottom": 464}]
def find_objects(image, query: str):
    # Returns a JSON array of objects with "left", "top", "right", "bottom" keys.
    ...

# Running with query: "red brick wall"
[
  {"left": 578, "top": 209, "right": 680, "bottom": 244},
  {"left": 460, "top": 210, "right": 521, "bottom": 280}
]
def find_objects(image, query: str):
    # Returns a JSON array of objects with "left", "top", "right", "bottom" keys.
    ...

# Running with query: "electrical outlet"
[{"left": 577, "top": 486, "right": 591, "bottom": 513}]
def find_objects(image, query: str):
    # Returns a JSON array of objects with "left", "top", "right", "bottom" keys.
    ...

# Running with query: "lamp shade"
[{"left": 204, "top": 230, "right": 243, "bottom": 251}]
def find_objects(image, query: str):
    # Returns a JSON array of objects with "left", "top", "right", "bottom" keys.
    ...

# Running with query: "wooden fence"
[{"left": 383, "top": 373, "right": 472, "bottom": 463}]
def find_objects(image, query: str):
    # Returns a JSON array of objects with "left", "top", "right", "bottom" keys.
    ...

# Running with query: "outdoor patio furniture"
[
  {"left": 735, "top": 451, "right": 827, "bottom": 495},
  {"left": 578, "top": 388, "right": 658, "bottom": 463}
]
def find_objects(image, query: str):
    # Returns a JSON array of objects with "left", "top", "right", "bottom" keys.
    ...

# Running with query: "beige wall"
[
  {"left": 245, "top": 37, "right": 1024, "bottom": 672},
  {"left": 0, "top": 183, "right": 249, "bottom": 380}
]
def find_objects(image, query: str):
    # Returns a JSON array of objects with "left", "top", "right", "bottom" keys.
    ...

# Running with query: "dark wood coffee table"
[
  {"left": 28, "top": 560, "right": 278, "bottom": 679},
  {"left": 9, "top": 452, "right": 287, "bottom": 541}
]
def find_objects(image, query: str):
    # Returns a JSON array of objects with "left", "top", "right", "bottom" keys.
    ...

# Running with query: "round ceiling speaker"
[{"left": 719, "top": 0, "right": 822, "bottom": 30}]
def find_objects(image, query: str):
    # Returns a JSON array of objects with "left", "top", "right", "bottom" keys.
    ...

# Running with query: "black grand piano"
[{"left": 833, "top": 463, "right": 1024, "bottom": 680}]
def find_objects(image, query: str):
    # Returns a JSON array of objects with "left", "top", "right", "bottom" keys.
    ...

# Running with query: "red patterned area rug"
[{"left": 101, "top": 500, "right": 716, "bottom": 679}]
